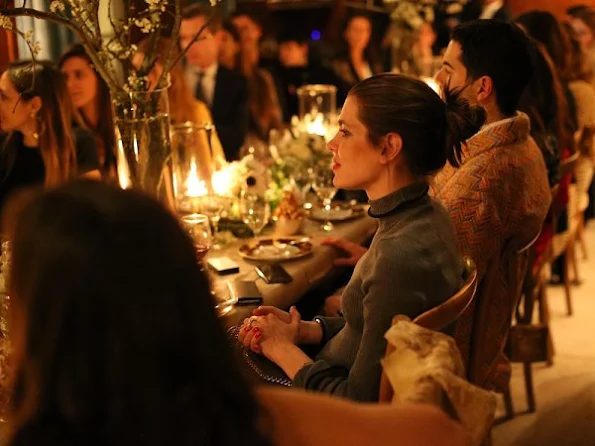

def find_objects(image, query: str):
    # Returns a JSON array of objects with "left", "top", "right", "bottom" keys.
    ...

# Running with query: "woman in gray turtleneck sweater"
[{"left": 238, "top": 74, "right": 485, "bottom": 402}]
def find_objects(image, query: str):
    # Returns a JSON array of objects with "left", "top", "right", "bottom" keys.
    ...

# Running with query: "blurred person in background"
[
  {"left": 331, "top": 14, "right": 384, "bottom": 89},
  {"left": 180, "top": 3, "right": 249, "bottom": 160},
  {"left": 0, "top": 61, "right": 100, "bottom": 214},
  {"left": 59, "top": 44, "right": 115, "bottom": 178}
]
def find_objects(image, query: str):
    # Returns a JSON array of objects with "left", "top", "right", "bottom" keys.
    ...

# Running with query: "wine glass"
[
  {"left": 312, "top": 165, "right": 338, "bottom": 232},
  {"left": 198, "top": 195, "right": 226, "bottom": 250},
  {"left": 292, "top": 166, "right": 315, "bottom": 206},
  {"left": 240, "top": 192, "right": 271, "bottom": 238},
  {"left": 181, "top": 214, "right": 212, "bottom": 264}
]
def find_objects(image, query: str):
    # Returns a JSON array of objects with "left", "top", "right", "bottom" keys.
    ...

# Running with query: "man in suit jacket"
[{"left": 180, "top": 4, "right": 249, "bottom": 161}]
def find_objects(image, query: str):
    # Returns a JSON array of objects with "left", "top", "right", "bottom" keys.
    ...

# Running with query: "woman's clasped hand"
[{"left": 238, "top": 306, "right": 300, "bottom": 356}]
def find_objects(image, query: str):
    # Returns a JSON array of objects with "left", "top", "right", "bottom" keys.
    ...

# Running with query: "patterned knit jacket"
[{"left": 431, "top": 112, "right": 551, "bottom": 392}]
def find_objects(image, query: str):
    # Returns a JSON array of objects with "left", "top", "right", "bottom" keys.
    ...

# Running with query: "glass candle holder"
[
  {"left": 171, "top": 122, "right": 216, "bottom": 214},
  {"left": 296, "top": 84, "right": 337, "bottom": 139}
]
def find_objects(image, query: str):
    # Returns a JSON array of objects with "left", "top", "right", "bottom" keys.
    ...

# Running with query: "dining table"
[{"left": 208, "top": 211, "right": 377, "bottom": 329}]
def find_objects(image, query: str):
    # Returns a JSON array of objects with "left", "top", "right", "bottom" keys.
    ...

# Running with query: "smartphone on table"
[{"left": 255, "top": 263, "right": 293, "bottom": 284}]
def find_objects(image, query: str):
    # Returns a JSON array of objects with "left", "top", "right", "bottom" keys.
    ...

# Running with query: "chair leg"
[
  {"left": 503, "top": 386, "right": 515, "bottom": 419},
  {"left": 569, "top": 232, "right": 581, "bottom": 286},
  {"left": 523, "top": 362, "right": 536, "bottom": 413},
  {"left": 538, "top": 283, "right": 555, "bottom": 365},
  {"left": 563, "top": 245, "right": 573, "bottom": 316},
  {"left": 577, "top": 215, "right": 588, "bottom": 260}
]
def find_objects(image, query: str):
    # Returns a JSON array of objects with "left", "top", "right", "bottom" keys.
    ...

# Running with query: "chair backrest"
[
  {"left": 413, "top": 257, "right": 478, "bottom": 332},
  {"left": 379, "top": 257, "right": 478, "bottom": 402}
]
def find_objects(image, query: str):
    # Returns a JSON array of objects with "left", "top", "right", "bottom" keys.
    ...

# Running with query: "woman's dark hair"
[
  {"left": 7, "top": 181, "right": 271, "bottom": 446},
  {"left": 59, "top": 44, "right": 114, "bottom": 172},
  {"left": 516, "top": 13, "right": 578, "bottom": 150},
  {"left": 2, "top": 60, "right": 78, "bottom": 186},
  {"left": 516, "top": 11, "right": 572, "bottom": 82},
  {"left": 339, "top": 14, "right": 379, "bottom": 68},
  {"left": 349, "top": 74, "right": 486, "bottom": 177},
  {"left": 517, "top": 42, "right": 562, "bottom": 187}
]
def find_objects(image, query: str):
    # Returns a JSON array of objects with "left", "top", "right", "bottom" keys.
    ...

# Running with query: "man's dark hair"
[
  {"left": 452, "top": 20, "right": 535, "bottom": 116},
  {"left": 567, "top": 4, "right": 590, "bottom": 17},
  {"left": 277, "top": 27, "right": 310, "bottom": 45}
]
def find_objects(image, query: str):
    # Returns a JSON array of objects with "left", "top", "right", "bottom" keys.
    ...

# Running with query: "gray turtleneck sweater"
[{"left": 293, "top": 182, "right": 463, "bottom": 401}]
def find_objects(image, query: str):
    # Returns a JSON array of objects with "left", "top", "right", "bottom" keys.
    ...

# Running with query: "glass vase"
[
  {"left": 113, "top": 87, "right": 175, "bottom": 208},
  {"left": 171, "top": 122, "right": 218, "bottom": 214}
]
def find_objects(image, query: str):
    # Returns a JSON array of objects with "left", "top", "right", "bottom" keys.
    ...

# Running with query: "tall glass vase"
[{"left": 113, "top": 87, "right": 175, "bottom": 208}]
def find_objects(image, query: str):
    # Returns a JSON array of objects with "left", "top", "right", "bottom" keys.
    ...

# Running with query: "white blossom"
[
  {"left": 0, "top": 14, "right": 13, "bottom": 31},
  {"left": 134, "top": 17, "right": 155, "bottom": 34},
  {"left": 49, "top": 1, "right": 66, "bottom": 13}
]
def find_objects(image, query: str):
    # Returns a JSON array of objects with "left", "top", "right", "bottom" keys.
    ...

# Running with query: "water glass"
[
  {"left": 240, "top": 192, "right": 271, "bottom": 238},
  {"left": 197, "top": 195, "right": 226, "bottom": 249},
  {"left": 181, "top": 214, "right": 212, "bottom": 263},
  {"left": 312, "top": 166, "right": 338, "bottom": 232}
]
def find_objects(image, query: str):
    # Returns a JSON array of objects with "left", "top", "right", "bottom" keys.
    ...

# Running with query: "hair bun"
[{"left": 443, "top": 87, "right": 486, "bottom": 167}]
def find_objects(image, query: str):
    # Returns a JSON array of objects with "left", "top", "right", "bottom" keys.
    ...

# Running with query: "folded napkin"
[{"left": 382, "top": 320, "right": 496, "bottom": 446}]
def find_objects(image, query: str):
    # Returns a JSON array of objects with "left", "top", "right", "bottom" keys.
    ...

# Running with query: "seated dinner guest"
[
  {"left": 59, "top": 44, "right": 115, "bottom": 177},
  {"left": 432, "top": 20, "right": 551, "bottom": 391},
  {"left": 0, "top": 61, "right": 100, "bottom": 214},
  {"left": 180, "top": 3, "right": 249, "bottom": 161},
  {"left": 3, "top": 181, "right": 470, "bottom": 446},
  {"left": 239, "top": 73, "right": 485, "bottom": 402},
  {"left": 317, "top": 20, "right": 551, "bottom": 394}
]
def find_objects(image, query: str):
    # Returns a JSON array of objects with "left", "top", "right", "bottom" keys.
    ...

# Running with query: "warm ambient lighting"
[
  {"left": 117, "top": 138, "right": 131, "bottom": 190},
  {"left": 186, "top": 159, "right": 208, "bottom": 197}
]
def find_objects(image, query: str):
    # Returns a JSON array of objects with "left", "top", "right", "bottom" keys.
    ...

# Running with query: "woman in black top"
[
  {"left": 0, "top": 60, "right": 100, "bottom": 212},
  {"left": 59, "top": 44, "right": 115, "bottom": 177}
]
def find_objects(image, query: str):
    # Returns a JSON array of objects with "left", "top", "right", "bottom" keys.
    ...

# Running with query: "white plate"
[{"left": 238, "top": 237, "right": 313, "bottom": 262}]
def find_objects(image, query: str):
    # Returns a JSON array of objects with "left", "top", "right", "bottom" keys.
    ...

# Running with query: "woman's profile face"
[
  {"left": 61, "top": 56, "right": 99, "bottom": 110},
  {"left": 327, "top": 95, "right": 383, "bottom": 191},
  {"left": 344, "top": 17, "right": 372, "bottom": 53},
  {"left": 0, "top": 71, "right": 36, "bottom": 134}
]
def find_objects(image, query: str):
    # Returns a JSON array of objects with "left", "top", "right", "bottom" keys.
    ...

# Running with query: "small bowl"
[{"left": 274, "top": 217, "right": 304, "bottom": 236}]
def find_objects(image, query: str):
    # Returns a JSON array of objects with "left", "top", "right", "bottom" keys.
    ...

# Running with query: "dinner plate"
[
  {"left": 309, "top": 203, "right": 365, "bottom": 222},
  {"left": 238, "top": 237, "right": 313, "bottom": 262}
]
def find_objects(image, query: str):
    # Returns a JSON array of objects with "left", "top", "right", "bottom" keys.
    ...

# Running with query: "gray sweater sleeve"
[{"left": 293, "top": 247, "right": 430, "bottom": 401}]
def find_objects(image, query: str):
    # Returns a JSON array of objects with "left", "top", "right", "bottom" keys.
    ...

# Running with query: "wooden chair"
[
  {"left": 502, "top": 187, "right": 561, "bottom": 419},
  {"left": 551, "top": 150, "right": 580, "bottom": 316},
  {"left": 379, "top": 257, "right": 478, "bottom": 403}
]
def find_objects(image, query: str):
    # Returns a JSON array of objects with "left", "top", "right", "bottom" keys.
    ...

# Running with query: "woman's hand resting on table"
[
  {"left": 238, "top": 306, "right": 318, "bottom": 379},
  {"left": 238, "top": 306, "right": 301, "bottom": 357},
  {"left": 322, "top": 237, "right": 368, "bottom": 267}
]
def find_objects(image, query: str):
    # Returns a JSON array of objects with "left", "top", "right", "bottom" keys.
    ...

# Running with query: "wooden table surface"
[{"left": 210, "top": 214, "right": 377, "bottom": 328}]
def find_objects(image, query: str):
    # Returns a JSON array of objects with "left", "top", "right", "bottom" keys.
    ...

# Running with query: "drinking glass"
[
  {"left": 312, "top": 165, "right": 338, "bottom": 232},
  {"left": 197, "top": 195, "right": 226, "bottom": 250},
  {"left": 240, "top": 192, "right": 271, "bottom": 238},
  {"left": 181, "top": 214, "right": 212, "bottom": 263}
]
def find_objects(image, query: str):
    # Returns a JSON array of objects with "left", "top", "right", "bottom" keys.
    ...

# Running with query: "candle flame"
[
  {"left": 305, "top": 112, "right": 327, "bottom": 137},
  {"left": 186, "top": 159, "right": 208, "bottom": 197},
  {"left": 116, "top": 138, "right": 131, "bottom": 189}
]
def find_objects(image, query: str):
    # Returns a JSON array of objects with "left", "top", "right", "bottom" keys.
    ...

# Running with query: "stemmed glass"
[
  {"left": 198, "top": 195, "right": 226, "bottom": 250},
  {"left": 312, "top": 164, "right": 338, "bottom": 232},
  {"left": 240, "top": 191, "right": 271, "bottom": 239},
  {"left": 292, "top": 166, "right": 315, "bottom": 206},
  {"left": 181, "top": 214, "right": 212, "bottom": 265}
]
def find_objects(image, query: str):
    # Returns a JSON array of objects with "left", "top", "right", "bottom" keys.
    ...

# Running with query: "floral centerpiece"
[{"left": 1, "top": 0, "right": 218, "bottom": 206}]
